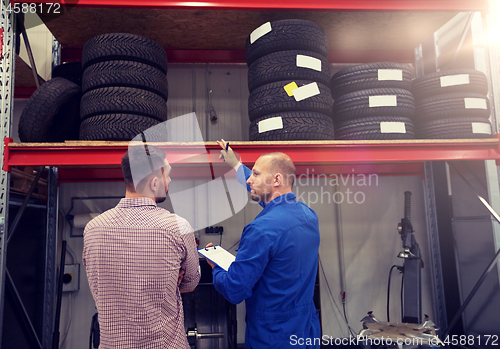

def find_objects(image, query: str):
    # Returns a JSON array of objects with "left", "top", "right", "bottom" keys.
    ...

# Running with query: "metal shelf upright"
[{"left": 0, "top": 0, "right": 15, "bottom": 344}]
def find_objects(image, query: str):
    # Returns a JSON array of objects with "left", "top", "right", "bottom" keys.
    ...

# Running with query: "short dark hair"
[{"left": 121, "top": 144, "right": 166, "bottom": 191}]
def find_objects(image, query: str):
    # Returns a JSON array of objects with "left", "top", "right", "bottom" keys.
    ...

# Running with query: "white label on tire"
[
  {"left": 296, "top": 55, "right": 322, "bottom": 71},
  {"left": 378, "top": 69, "right": 403, "bottom": 81},
  {"left": 471, "top": 122, "right": 491, "bottom": 134},
  {"left": 258, "top": 117, "right": 283, "bottom": 133},
  {"left": 380, "top": 122, "right": 406, "bottom": 133},
  {"left": 250, "top": 22, "right": 272, "bottom": 44},
  {"left": 440, "top": 74, "right": 470, "bottom": 87},
  {"left": 293, "top": 82, "right": 320, "bottom": 101},
  {"left": 464, "top": 98, "right": 488, "bottom": 109},
  {"left": 369, "top": 95, "right": 397, "bottom": 107}
]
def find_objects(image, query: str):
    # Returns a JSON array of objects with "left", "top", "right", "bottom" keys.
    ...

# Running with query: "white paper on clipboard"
[{"left": 198, "top": 246, "right": 236, "bottom": 271}]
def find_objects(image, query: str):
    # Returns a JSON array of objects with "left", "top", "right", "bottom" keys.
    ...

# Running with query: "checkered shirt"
[{"left": 83, "top": 197, "right": 200, "bottom": 349}]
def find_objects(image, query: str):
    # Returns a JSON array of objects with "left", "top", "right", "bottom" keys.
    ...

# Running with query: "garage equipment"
[
  {"left": 186, "top": 327, "right": 224, "bottom": 347},
  {"left": 397, "top": 191, "right": 424, "bottom": 324}
]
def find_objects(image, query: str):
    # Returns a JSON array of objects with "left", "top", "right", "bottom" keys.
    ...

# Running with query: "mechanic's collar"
[{"left": 263, "top": 191, "right": 296, "bottom": 209}]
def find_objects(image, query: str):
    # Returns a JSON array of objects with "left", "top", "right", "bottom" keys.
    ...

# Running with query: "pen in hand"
[{"left": 224, "top": 141, "right": 229, "bottom": 162}]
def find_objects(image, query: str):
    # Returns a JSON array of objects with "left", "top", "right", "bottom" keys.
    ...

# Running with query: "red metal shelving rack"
[
  {"left": 4, "top": 138, "right": 500, "bottom": 181},
  {"left": 6, "top": 1, "right": 497, "bottom": 181}
]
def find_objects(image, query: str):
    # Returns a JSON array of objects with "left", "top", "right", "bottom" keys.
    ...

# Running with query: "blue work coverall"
[{"left": 212, "top": 165, "right": 321, "bottom": 348}]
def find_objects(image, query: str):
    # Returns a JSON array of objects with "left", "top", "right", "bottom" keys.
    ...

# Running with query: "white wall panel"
[
  {"left": 19, "top": 13, "right": 54, "bottom": 81},
  {"left": 166, "top": 64, "right": 196, "bottom": 122},
  {"left": 167, "top": 63, "right": 249, "bottom": 142},
  {"left": 204, "top": 64, "right": 249, "bottom": 141}
]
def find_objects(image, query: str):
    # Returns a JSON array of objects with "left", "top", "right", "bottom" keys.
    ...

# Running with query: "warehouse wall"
[{"left": 13, "top": 63, "right": 437, "bottom": 347}]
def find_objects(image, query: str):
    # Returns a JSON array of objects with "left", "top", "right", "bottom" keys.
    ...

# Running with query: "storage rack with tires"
[{"left": 2, "top": 0, "right": 500, "bottom": 348}]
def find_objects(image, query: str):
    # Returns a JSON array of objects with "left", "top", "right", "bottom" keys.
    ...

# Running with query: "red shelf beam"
[
  {"left": 21, "top": 0, "right": 488, "bottom": 11},
  {"left": 4, "top": 139, "right": 500, "bottom": 181}
]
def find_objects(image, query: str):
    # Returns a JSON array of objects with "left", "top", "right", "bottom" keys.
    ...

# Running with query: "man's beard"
[
  {"left": 154, "top": 187, "right": 168, "bottom": 203},
  {"left": 155, "top": 196, "right": 167, "bottom": 203},
  {"left": 250, "top": 190, "right": 268, "bottom": 203}
]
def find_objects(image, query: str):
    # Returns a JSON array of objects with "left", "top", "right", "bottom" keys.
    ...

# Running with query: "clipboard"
[{"left": 198, "top": 245, "right": 235, "bottom": 271}]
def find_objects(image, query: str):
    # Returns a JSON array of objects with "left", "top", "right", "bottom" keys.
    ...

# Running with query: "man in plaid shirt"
[{"left": 83, "top": 144, "right": 200, "bottom": 348}]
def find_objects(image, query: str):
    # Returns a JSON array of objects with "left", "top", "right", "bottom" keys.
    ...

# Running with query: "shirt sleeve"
[
  {"left": 237, "top": 165, "right": 264, "bottom": 208},
  {"left": 236, "top": 164, "right": 251, "bottom": 190},
  {"left": 212, "top": 225, "right": 272, "bottom": 304},
  {"left": 179, "top": 229, "right": 201, "bottom": 291}
]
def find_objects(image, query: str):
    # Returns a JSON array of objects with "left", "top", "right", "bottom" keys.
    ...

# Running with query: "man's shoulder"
[
  {"left": 251, "top": 199, "right": 318, "bottom": 231},
  {"left": 151, "top": 208, "right": 193, "bottom": 235},
  {"left": 85, "top": 205, "right": 193, "bottom": 235}
]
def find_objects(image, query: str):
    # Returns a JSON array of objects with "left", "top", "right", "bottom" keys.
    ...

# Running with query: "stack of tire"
[
  {"left": 79, "top": 33, "right": 169, "bottom": 141},
  {"left": 246, "top": 19, "right": 335, "bottom": 141},
  {"left": 412, "top": 69, "right": 492, "bottom": 139},
  {"left": 331, "top": 62, "right": 415, "bottom": 140},
  {"left": 18, "top": 76, "right": 82, "bottom": 142}
]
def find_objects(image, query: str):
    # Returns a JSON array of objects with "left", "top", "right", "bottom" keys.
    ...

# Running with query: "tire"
[
  {"left": 330, "top": 62, "right": 413, "bottom": 99},
  {"left": 248, "top": 50, "right": 331, "bottom": 92},
  {"left": 82, "top": 60, "right": 168, "bottom": 99},
  {"left": 335, "top": 116, "right": 414, "bottom": 140},
  {"left": 412, "top": 69, "right": 487, "bottom": 99},
  {"left": 249, "top": 112, "right": 334, "bottom": 141},
  {"left": 18, "top": 77, "right": 81, "bottom": 142},
  {"left": 80, "top": 87, "right": 168, "bottom": 122},
  {"left": 52, "top": 62, "right": 83, "bottom": 86},
  {"left": 248, "top": 80, "right": 333, "bottom": 121},
  {"left": 415, "top": 117, "right": 492, "bottom": 139},
  {"left": 415, "top": 92, "right": 490, "bottom": 122},
  {"left": 245, "top": 19, "right": 328, "bottom": 66},
  {"left": 79, "top": 114, "right": 164, "bottom": 141},
  {"left": 332, "top": 88, "right": 415, "bottom": 121},
  {"left": 82, "top": 33, "right": 168, "bottom": 74}
]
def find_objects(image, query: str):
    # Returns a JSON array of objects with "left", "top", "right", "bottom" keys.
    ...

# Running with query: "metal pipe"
[
  {"left": 43, "top": 167, "right": 59, "bottom": 349},
  {"left": 52, "top": 240, "right": 67, "bottom": 349},
  {"left": 196, "top": 332, "right": 224, "bottom": 339}
]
